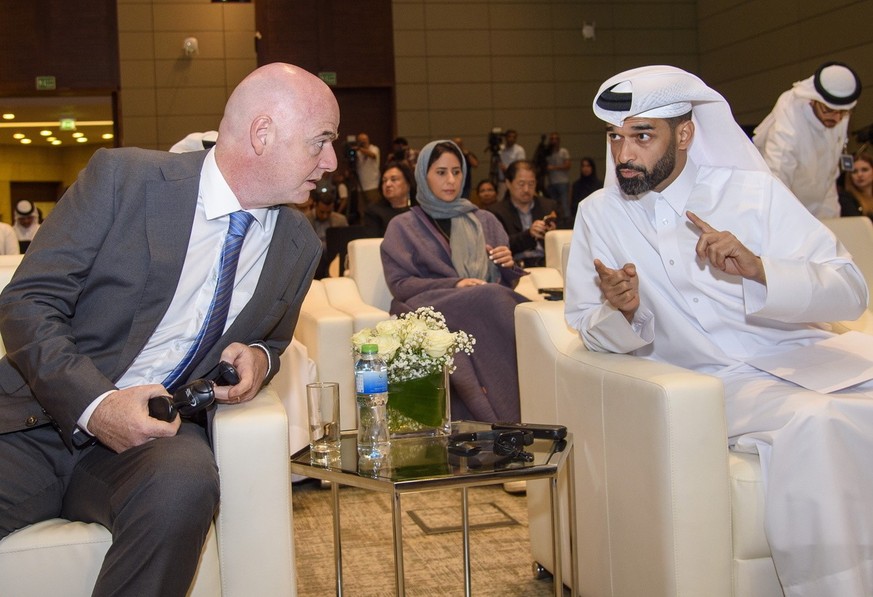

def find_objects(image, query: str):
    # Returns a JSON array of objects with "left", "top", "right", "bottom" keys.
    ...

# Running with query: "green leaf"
[{"left": 388, "top": 371, "right": 446, "bottom": 428}]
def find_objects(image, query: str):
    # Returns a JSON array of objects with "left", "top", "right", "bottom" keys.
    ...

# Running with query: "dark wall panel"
[
  {"left": 0, "top": 0, "right": 119, "bottom": 94},
  {"left": 256, "top": 0, "right": 395, "bottom": 88}
]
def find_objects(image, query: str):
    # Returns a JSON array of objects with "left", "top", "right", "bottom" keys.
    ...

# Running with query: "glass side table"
[{"left": 290, "top": 420, "right": 577, "bottom": 597}]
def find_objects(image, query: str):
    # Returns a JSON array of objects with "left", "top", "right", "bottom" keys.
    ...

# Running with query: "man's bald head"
[{"left": 215, "top": 63, "right": 340, "bottom": 209}]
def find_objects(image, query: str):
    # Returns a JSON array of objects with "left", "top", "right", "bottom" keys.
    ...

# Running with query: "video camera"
[
  {"left": 344, "top": 142, "right": 358, "bottom": 166},
  {"left": 487, "top": 127, "right": 505, "bottom": 154}
]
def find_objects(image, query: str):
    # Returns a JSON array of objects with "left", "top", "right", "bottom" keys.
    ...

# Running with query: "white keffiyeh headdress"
[{"left": 592, "top": 65, "right": 769, "bottom": 187}]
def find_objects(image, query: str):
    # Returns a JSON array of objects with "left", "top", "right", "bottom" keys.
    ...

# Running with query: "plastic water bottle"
[{"left": 354, "top": 343, "right": 390, "bottom": 459}]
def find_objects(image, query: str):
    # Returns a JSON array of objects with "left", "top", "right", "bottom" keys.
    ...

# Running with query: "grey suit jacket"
[{"left": 0, "top": 147, "right": 321, "bottom": 446}]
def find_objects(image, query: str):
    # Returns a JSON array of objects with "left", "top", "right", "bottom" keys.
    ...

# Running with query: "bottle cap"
[{"left": 360, "top": 343, "right": 378, "bottom": 354}]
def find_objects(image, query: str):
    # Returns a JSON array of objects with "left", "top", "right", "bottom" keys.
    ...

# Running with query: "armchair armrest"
[
  {"left": 296, "top": 280, "right": 357, "bottom": 429},
  {"left": 321, "top": 276, "right": 390, "bottom": 331},
  {"left": 515, "top": 266, "right": 564, "bottom": 302},
  {"left": 212, "top": 385, "right": 295, "bottom": 597},
  {"left": 515, "top": 301, "right": 733, "bottom": 597}
]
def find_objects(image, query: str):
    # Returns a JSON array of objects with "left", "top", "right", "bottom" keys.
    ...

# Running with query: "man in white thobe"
[
  {"left": 565, "top": 64, "right": 873, "bottom": 597},
  {"left": 753, "top": 62, "right": 862, "bottom": 219}
]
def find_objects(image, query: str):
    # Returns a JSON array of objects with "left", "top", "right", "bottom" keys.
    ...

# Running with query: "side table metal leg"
[
  {"left": 332, "top": 481, "right": 343, "bottom": 596},
  {"left": 550, "top": 475, "right": 563, "bottom": 597},
  {"left": 462, "top": 487, "right": 472, "bottom": 596},
  {"left": 567, "top": 447, "right": 579, "bottom": 597},
  {"left": 391, "top": 490, "right": 406, "bottom": 595}
]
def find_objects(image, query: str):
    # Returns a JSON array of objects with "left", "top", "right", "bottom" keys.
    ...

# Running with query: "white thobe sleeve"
[
  {"left": 742, "top": 178, "right": 868, "bottom": 323},
  {"left": 758, "top": 96, "right": 801, "bottom": 191},
  {"left": 564, "top": 207, "right": 655, "bottom": 354}
]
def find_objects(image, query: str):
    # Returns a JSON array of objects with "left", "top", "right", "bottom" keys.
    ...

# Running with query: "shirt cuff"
[
  {"left": 249, "top": 342, "right": 272, "bottom": 380},
  {"left": 77, "top": 389, "right": 116, "bottom": 436}
]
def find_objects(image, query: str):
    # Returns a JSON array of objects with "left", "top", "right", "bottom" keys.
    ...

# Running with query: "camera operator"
[
  {"left": 497, "top": 129, "right": 526, "bottom": 201},
  {"left": 354, "top": 132, "right": 381, "bottom": 216}
]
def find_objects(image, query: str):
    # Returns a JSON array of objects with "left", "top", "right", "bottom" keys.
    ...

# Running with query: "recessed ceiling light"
[
  {"left": 39, "top": 130, "right": 52, "bottom": 137},
  {"left": 72, "top": 132, "right": 84, "bottom": 138},
  {"left": 2, "top": 114, "right": 14, "bottom": 120},
  {"left": 102, "top": 133, "right": 114, "bottom": 140},
  {"left": 76, "top": 137, "right": 88, "bottom": 143},
  {"left": 12, "top": 133, "right": 24, "bottom": 139},
  {"left": 20, "top": 138, "right": 31, "bottom": 144},
  {"left": 51, "top": 139, "right": 62, "bottom": 145},
  {"left": 47, "top": 136, "right": 56, "bottom": 142}
]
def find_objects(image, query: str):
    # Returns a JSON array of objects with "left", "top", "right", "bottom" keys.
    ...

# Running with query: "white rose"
[
  {"left": 351, "top": 329, "right": 374, "bottom": 350},
  {"left": 423, "top": 329, "right": 456, "bottom": 358},
  {"left": 375, "top": 318, "right": 403, "bottom": 338},
  {"left": 372, "top": 335, "right": 402, "bottom": 360}
]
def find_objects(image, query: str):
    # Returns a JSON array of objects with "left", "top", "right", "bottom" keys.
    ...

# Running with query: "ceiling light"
[
  {"left": 72, "top": 132, "right": 84, "bottom": 138},
  {"left": 102, "top": 133, "right": 114, "bottom": 140},
  {"left": 76, "top": 137, "right": 88, "bottom": 143},
  {"left": 47, "top": 136, "right": 56, "bottom": 142},
  {"left": 2, "top": 114, "right": 14, "bottom": 120},
  {"left": 40, "top": 130, "right": 52, "bottom": 136},
  {"left": 51, "top": 139, "right": 62, "bottom": 145},
  {"left": 20, "top": 138, "right": 31, "bottom": 144},
  {"left": 12, "top": 133, "right": 24, "bottom": 139}
]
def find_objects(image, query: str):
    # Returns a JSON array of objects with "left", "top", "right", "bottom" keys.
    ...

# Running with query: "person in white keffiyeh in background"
[
  {"left": 565, "top": 64, "right": 873, "bottom": 596},
  {"left": 753, "top": 62, "right": 862, "bottom": 219}
]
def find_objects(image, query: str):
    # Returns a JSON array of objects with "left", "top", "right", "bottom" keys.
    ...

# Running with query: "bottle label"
[{"left": 356, "top": 370, "right": 388, "bottom": 393}]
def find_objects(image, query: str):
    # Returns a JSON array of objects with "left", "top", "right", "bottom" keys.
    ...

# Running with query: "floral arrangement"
[{"left": 351, "top": 306, "right": 475, "bottom": 383}]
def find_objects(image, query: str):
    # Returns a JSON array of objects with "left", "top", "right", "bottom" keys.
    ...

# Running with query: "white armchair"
[
  {"left": 516, "top": 300, "right": 780, "bottom": 596},
  {"left": 517, "top": 217, "right": 873, "bottom": 596},
  {"left": 0, "top": 384, "right": 296, "bottom": 597}
]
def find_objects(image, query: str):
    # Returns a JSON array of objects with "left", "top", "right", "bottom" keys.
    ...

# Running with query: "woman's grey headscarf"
[{"left": 415, "top": 140, "right": 499, "bottom": 282}]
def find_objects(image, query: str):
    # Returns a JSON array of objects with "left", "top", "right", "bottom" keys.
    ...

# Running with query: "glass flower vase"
[{"left": 387, "top": 366, "right": 451, "bottom": 438}]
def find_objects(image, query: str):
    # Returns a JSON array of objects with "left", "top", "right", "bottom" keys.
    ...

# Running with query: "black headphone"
[{"left": 448, "top": 429, "right": 534, "bottom": 462}]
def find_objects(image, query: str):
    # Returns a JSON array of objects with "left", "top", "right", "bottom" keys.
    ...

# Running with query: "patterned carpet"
[{"left": 292, "top": 479, "right": 566, "bottom": 596}]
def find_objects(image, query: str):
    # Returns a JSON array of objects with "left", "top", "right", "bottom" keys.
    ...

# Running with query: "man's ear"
[
  {"left": 250, "top": 115, "right": 271, "bottom": 156},
  {"left": 677, "top": 119, "right": 694, "bottom": 151}
]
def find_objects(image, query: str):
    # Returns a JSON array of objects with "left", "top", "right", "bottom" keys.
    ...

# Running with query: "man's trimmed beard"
[{"left": 615, "top": 137, "right": 677, "bottom": 196}]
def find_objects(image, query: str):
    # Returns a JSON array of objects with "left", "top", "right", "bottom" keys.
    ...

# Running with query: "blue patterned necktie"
[{"left": 162, "top": 211, "right": 255, "bottom": 392}]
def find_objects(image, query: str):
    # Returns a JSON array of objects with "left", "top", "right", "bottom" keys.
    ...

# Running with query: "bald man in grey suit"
[{"left": 0, "top": 63, "right": 340, "bottom": 596}]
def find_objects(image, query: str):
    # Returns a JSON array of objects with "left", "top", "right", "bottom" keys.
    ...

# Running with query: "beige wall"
[
  {"left": 0, "top": 144, "right": 108, "bottom": 225},
  {"left": 8, "top": 0, "right": 870, "bottom": 208},
  {"left": 117, "top": 0, "right": 257, "bottom": 150},
  {"left": 698, "top": 0, "right": 873, "bottom": 152},
  {"left": 393, "top": 0, "right": 699, "bottom": 184}
]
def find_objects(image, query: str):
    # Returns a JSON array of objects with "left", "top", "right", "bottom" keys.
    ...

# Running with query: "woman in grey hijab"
[{"left": 380, "top": 140, "right": 529, "bottom": 422}]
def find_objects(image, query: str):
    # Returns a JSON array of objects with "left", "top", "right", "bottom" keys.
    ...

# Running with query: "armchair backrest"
[
  {"left": 822, "top": 216, "right": 873, "bottom": 309},
  {"left": 544, "top": 229, "right": 573, "bottom": 275},
  {"left": 347, "top": 238, "right": 392, "bottom": 311}
]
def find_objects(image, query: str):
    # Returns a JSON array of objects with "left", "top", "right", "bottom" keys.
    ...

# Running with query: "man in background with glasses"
[{"left": 753, "top": 61, "right": 861, "bottom": 219}]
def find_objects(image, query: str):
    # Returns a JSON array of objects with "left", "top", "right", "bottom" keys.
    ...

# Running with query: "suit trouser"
[{"left": 0, "top": 421, "right": 219, "bottom": 597}]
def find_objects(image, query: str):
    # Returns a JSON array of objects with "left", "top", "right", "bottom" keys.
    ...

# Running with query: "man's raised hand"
[
  {"left": 593, "top": 258, "right": 640, "bottom": 322},
  {"left": 686, "top": 211, "right": 766, "bottom": 284}
]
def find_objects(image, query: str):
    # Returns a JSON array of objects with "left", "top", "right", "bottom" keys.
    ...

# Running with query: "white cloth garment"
[
  {"left": 498, "top": 143, "right": 526, "bottom": 181},
  {"left": 0, "top": 224, "right": 20, "bottom": 255},
  {"left": 753, "top": 78, "right": 851, "bottom": 219},
  {"left": 355, "top": 143, "right": 381, "bottom": 192},
  {"left": 569, "top": 64, "right": 873, "bottom": 596}
]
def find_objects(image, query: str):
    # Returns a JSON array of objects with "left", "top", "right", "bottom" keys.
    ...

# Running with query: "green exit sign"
[
  {"left": 59, "top": 118, "right": 77, "bottom": 131},
  {"left": 35, "top": 76, "right": 56, "bottom": 91},
  {"left": 318, "top": 71, "right": 337, "bottom": 86}
]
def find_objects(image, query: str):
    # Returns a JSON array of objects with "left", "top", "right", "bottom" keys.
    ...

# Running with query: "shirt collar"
[
  {"left": 654, "top": 157, "right": 698, "bottom": 216},
  {"left": 200, "top": 148, "right": 269, "bottom": 228}
]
